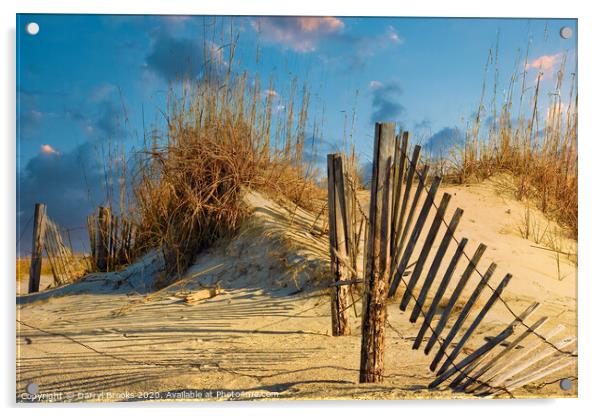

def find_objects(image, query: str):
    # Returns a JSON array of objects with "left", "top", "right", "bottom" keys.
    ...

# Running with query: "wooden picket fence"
[
  {"left": 26, "top": 204, "right": 137, "bottom": 293},
  {"left": 87, "top": 206, "right": 135, "bottom": 273},
  {"left": 327, "top": 122, "right": 577, "bottom": 396},
  {"left": 27, "top": 203, "right": 87, "bottom": 293}
]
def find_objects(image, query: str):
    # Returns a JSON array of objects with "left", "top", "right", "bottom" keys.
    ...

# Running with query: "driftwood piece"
[{"left": 183, "top": 283, "right": 222, "bottom": 305}]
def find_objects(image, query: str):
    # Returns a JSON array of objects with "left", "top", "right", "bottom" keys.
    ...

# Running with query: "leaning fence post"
[
  {"left": 327, "top": 153, "right": 352, "bottom": 336},
  {"left": 28, "top": 203, "right": 47, "bottom": 293},
  {"left": 359, "top": 122, "right": 395, "bottom": 383},
  {"left": 96, "top": 206, "right": 111, "bottom": 272}
]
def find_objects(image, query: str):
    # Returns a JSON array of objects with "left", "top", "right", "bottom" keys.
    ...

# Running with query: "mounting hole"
[
  {"left": 26, "top": 382, "right": 39, "bottom": 395},
  {"left": 559, "top": 378, "right": 573, "bottom": 391},
  {"left": 26, "top": 22, "right": 40, "bottom": 36},
  {"left": 560, "top": 26, "right": 573, "bottom": 39}
]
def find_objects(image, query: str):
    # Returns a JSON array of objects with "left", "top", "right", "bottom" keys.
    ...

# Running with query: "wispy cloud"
[
  {"left": 251, "top": 17, "right": 345, "bottom": 52},
  {"left": 369, "top": 80, "right": 404, "bottom": 123},
  {"left": 414, "top": 118, "right": 432, "bottom": 131},
  {"left": 321, "top": 25, "right": 405, "bottom": 71},
  {"left": 146, "top": 34, "right": 205, "bottom": 81},
  {"left": 250, "top": 17, "right": 404, "bottom": 71},
  {"left": 207, "top": 41, "right": 226, "bottom": 67},
  {"left": 386, "top": 25, "right": 404, "bottom": 44},
  {"left": 95, "top": 100, "right": 127, "bottom": 139},
  {"left": 525, "top": 53, "right": 563, "bottom": 72},
  {"left": 423, "top": 127, "right": 464, "bottom": 157},
  {"left": 91, "top": 83, "right": 117, "bottom": 102},
  {"left": 162, "top": 15, "right": 192, "bottom": 25}
]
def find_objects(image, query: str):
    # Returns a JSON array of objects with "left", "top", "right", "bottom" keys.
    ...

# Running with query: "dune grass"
[
  {"left": 16, "top": 258, "right": 53, "bottom": 281},
  {"left": 16, "top": 257, "right": 86, "bottom": 282},
  {"left": 452, "top": 48, "right": 577, "bottom": 238},
  {"left": 129, "top": 39, "right": 324, "bottom": 281}
]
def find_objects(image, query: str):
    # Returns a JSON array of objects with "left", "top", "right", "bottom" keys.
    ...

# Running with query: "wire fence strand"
[{"left": 400, "top": 151, "right": 577, "bottom": 359}]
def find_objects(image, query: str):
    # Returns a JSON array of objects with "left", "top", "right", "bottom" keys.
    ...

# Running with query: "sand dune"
[{"left": 16, "top": 177, "right": 577, "bottom": 402}]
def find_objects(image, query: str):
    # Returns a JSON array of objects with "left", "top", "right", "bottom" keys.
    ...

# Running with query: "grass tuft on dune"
[{"left": 129, "top": 46, "right": 324, "bottom": 282}]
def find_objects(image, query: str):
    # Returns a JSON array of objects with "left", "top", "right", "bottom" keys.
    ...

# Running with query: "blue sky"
[{"left": 16, "top": 15, "right": 577, "bottom": 253}]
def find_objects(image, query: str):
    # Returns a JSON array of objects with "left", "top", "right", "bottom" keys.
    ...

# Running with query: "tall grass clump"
[
  {"left": 131, "top": 45, "right": 324, "bottom": 280},
  {"left": 454, "top": 46, "right": 577, "bottom": 237}
]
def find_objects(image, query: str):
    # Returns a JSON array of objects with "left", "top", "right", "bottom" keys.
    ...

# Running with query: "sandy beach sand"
[{"left": 16, "top": 177, "right": 577, "bottom": 402}]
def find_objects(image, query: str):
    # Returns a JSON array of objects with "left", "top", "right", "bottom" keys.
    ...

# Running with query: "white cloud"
[
  {"left": 369, "top": 80, "right": 383, "bottom": 89},
  {"left": 251, "top": 17, "right": 345, "bottom": 52},
  {"left": 525, "top": 53, "right": 563, "bottom": 72}
]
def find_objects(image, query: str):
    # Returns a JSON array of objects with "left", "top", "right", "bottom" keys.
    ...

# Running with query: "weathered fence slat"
[
  {"left": 396, "top": 164, "right": 430, "bottom": 263},
  {"left": 424, "top": 243, "right": 487, "bottom": 354},
  {"left": 327, "top": 153, "right": 352, "bottom": 336},
  {"left": 410, "top": 208, "right": 464, "bottom": 323},
  {"left": 437, "top": 273, "right": 513, "bottom": 375},
  {"left": 484, "top": 336, "right": 576, "bottom": 391},
  {"left": 359, "top": 122, "right": 395, "bottom": 383},
  {"left": 388, "top": 175, "right": 441, "bottom": 298},
  {"left": 393, "top": 143, "right": 420, "bottom": 254},
  {"left": 413, "top": 237, "right": 468, "bottom": 349},
  {"left": 52, "top": 220, "right": 75, "bottom": 283},
  {"left": 473, "top": 322, "right": 564, "bottom": 391},
  {"left": 428, "top": 326, "right": 514, "bottom": 389},
  {"left": 43, "top": 222, "right": 60, "bottom": 283},
  {"left": 457, "top": 302, "right": 547, "bottom": 391},
  {"left": 431, "top": 262, "right": 498, "bottom": 372},
  {"left": 453, "top": 315, "right": 548, "bottom": 391},
  {"left": 43, "top": 218, "right": 85, "bottom": 286},
  {"left": 109, "top": 214, "right": 118, "bottom": 270},
  {"left": 45, "top": 221, "right": 66, "bottom": 284},
  {"left": 88, "top": 207, "right": 136, "bottom": 273},
  {"left": 390, "top": 133, "right": 401, "bottom": 259},
  {"left": 430, "top": 299, "right": 545, "bottom": 391},
  {"left": 501, "top": 350, "right": 577, "bottom": 394},
  {"left": 400, "top": 192, "right": 451, "bottom": 310},
  {"left": 391, "top": 132, "right": 409, "bottom": 262},
  {"left": 96, "top": 206, "right": 111, "bottom": 272},
  {"left": 87, "top": 214, "right": 96, "bottom": 262}
]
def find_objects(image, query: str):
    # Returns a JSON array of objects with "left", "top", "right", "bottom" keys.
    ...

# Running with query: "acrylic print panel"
[{"left": 16, "top": 14, "right": 577, "bottom": 402}]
